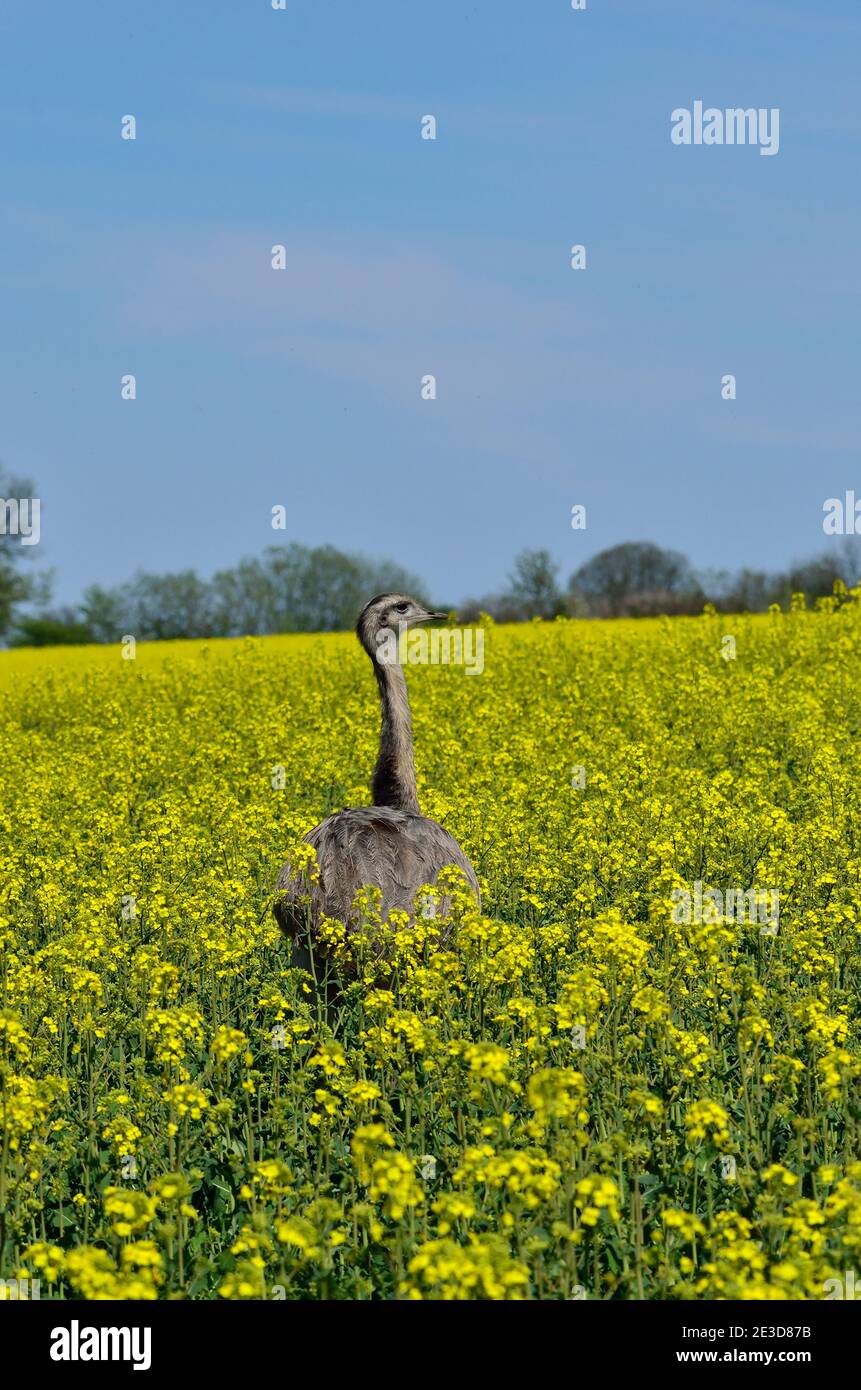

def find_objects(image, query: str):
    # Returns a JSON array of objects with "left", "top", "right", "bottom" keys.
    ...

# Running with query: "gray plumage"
[{"left": 274, "top": 593, "right": 479, "bottom": 952}]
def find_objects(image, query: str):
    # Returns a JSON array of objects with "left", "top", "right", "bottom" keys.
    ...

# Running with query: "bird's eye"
[{"left": 394, "top": 602, "right": 409, "bottom": 613}]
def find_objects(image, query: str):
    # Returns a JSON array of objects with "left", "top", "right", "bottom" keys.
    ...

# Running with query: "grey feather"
[{"left": 274, "top": 805, "right": 479, "bottom": 938}]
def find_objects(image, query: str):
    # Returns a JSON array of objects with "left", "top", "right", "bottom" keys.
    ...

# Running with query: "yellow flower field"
[{"left": 2, "top": 595, "right": 861, "bottom": 1300}]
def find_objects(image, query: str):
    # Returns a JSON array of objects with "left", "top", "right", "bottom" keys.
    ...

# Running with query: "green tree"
[
  {"left": 72, "top": 544, "right": 428, "bottom": 643},
  {"left": 10, "top": 610, "right": 92, "bottom": 647},
  {"left": 212, "top": 544, "right": 427, "bottom": 635}
]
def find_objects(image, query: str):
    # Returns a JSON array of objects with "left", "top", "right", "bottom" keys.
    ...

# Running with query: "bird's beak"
[{"left": 416, "top": 610, "right": 448, "bottom": 624}]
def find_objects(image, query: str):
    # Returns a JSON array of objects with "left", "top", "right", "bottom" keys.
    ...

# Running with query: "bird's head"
[{"left": 356, "top": 593, "right": 447, "bottom": 657}]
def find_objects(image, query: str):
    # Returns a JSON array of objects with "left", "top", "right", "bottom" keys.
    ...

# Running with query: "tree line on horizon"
[
  {"left": 457, "top": 538, "right": 861, "bottom": 623},
  {"left": 3, "top": 469, "right": 860, "bottom": 647}
]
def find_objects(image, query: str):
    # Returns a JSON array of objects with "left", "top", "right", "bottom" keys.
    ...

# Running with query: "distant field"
[{"left": 2, "top": 603, "right": 861, "bottom": 1299}]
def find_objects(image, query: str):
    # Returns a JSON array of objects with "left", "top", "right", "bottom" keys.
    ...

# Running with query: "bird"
[{"left": 274, "top": 593, "right": 480, "bottom": 975}]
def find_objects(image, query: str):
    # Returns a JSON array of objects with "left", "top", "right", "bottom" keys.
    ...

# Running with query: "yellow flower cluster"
[{"left": 2, "top": 595, "right": 861, "bottom": 1298}]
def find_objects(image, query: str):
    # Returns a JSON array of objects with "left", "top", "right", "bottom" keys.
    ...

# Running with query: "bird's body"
[
  {"left": 274, "top": 593, "right": 479, "bottom": 958},
  {"left": 275, "top": 804, "right": 479, "bottom": 932}
]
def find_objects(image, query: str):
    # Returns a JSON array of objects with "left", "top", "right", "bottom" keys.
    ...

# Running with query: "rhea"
[{"left": 274, "top": 594, "right": 479, "bottom": 971}]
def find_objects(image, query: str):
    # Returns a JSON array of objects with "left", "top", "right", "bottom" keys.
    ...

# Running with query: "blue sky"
[{"left": 1, "top": 0, "right": 858, "bottom": 607}]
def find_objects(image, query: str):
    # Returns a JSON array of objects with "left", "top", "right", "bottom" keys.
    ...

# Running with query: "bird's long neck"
[{"left": 371, "top": 659, "right": 420, "bottom": 814}]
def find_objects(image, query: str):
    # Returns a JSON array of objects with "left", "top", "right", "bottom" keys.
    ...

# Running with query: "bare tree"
[
  {"left": 570, "top": 541, "right": 699, "bottom": 617},
  {"left": 0, "top": 468, "right": 50, "bottom": 641},
  {"left": 503, "top": 549, "right": 564, "bottom": 620}
]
